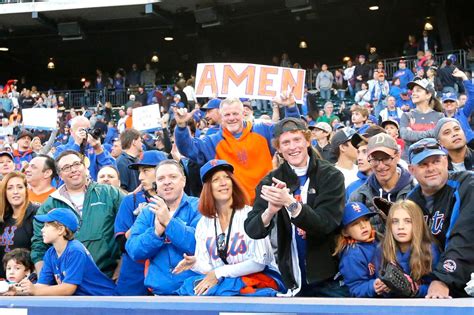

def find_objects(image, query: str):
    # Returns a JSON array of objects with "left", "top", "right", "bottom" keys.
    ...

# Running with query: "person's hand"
[
  {"left": 74, "top": 127, "right": 88, "bottom": 145},
  {"left": 374, "top": 278, "right": 390, "bottom": 295},
  {"left": 129, "top": 183, "right": 143, "bottom": 196},
  {"left": 425, "top": 280, "right": 451, "bottom": 299},
  {"left": 149, "top": 196, "right": 171, "bottom": 234},
  {"left": 174, "top": 108, "right": 193, "bottom": 128},
  {"left": 452, "top": 68, "right": 468, "bottom": 81},
  {"left": 17, "top": 278, "right": 34, "bottom": 295},
  {"left": 272, "top": 87, "right": 296, "bottom": 107},
  {"left": 194, "top": 270, "right": 219, "bottom": 296},
  {"left": 170, "top": 142, "right": 182, "bottom": 162},
  {"left": 172, "top": 254, "right": 196, "bottom": 274},
  {"left": 260, "top": 177, "right": 293, "bottom": 214}
]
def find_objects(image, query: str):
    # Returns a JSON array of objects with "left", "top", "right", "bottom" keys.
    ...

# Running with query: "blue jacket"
[
  {"left": 345, "top": 171, "right": 369, "bottom": 201},
  {"left": 104, "top": 127, "right": 119, "bottom": 145},
  {"left": 449, "top": 80, "right": 474, "bottom": 143},
  {"left": 114, "top": 190, "right": 149, "bottom": 295},
  {"left": 339, "top": 241, "right": 379, "bottom": 297},
  {"left": 393, "top": 69, "right": 414, "bottom": 89},
  {"left": 54, "top": 142, "right": 116, "bottom": 181},
  {"left": 390, "top": 245, "right": 440, "bottom": 297},
  {"left": 126, "top": 193, "right": 201, "bottom": 295}
]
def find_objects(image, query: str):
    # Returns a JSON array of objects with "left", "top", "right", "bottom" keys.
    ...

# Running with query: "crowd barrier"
[{"left": 0, "top": 296, "right": 472, "bottom": 315}]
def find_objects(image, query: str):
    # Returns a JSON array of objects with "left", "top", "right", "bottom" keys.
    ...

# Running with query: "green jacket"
[{"left": 31, "top": 181, "right": 124, "bottom": 277}]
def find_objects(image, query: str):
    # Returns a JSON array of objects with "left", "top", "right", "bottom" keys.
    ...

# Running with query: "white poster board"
[
  {"left": 132, "top": 104, "right": 161, "bottom": 132},
  {"left": 22, "top": 108, "right": 57, "bottom": 130},
  {"left": 195, "top": 63, "right": 306, "bottom": 104}
]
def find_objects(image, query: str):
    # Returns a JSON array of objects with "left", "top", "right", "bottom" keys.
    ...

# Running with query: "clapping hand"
[{"left": 172, "top": 254, "right": 196, "bottom": 274}]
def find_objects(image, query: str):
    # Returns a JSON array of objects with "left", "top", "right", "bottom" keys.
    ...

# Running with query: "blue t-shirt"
[{"left": 38, "top": 240, "right": 116, "bottom": 296}]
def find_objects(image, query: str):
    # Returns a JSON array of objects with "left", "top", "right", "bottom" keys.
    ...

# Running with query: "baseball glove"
[{"left": 380, "top": 262, "right": 418, "bottom": 297}]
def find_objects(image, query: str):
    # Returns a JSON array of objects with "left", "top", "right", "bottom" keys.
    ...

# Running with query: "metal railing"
[{"left": 305, "top": 49, "right": 468, "bottom": 88}]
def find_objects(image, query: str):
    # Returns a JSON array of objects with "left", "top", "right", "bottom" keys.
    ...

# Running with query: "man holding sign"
[{"left": 174, "top": 93, "right": 300, "bottom": 204}]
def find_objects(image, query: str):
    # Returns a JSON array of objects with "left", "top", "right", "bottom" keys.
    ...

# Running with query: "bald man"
[{"left": 55, "top": 116, "right": 115, "bottom": 180}]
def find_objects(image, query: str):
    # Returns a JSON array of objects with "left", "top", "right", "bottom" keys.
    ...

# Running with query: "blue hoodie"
[
  {"left": 126, "top": 193, "right": 201, "bottom": 295},
  {"left": 346, "top": 171, "right": 369, "bottom": 201},
  {"left": 367, "top": 167, "right": 413, "bottom": 202},
  {"left": 393, "top": 68, "right": 414, "bottom": 89}
]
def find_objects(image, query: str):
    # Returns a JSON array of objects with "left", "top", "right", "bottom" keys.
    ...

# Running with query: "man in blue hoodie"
[
  {"left": 126, "top": 159, "right": 201, "bottom": 295},
  {"left": 393, "top": 59, "right": 414, "bottom": 89},
  {"left": 348, "top": 133, "right": 415, "bottom": 232}
]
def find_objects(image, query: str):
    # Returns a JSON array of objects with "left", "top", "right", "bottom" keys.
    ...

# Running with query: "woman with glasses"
[
  {"left": 174, "top": 159, "right": 283, "bottom": 296},
  {"left": 0, "top": 171, "right": 39, "bottom": 280}
]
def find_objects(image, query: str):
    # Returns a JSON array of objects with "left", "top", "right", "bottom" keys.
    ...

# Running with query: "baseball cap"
[
  {"left": 128, "top": 151, "right": 168, "bottom": 170},
  {"left": 441, "top": 92, "right": 458, "bottom": 103},
  {"left": 201, "top": 99, "right": 221, "bottom": 111},
  {"left": 407, "top": 79, "right": 435, "bottom": 94},
  {"left": 35, "top": 208, "right": 79, "bottom": 233},
  {"left": 351, "top": 125, "right": 386, "bottom": 148},
  {"left": 434, "top": 117, "right": 461, "bottom": 139},
  {"left": 331, "top": 127, "right": 356, "bottom": 148},
  {"left": 447, "top": 54, "right": 457, "bottom": 62},
  {"left": 380, "top": 119, "right": 400, "bottom": 130},
  {"left": 171, "top": 102, "right": 185, "bottom": 108},
  {"left": 242, "top": 101, "right": 253, "bottom": 110},
  {"left": 309, "top": 121, "right": 332, "bottom": 133},
  {"left": 408, "top": 138, "right": 446, "bottom": 165},
  {"left": 367, "top": 133, "right": 399, "bottom": 156},
  {"left": 16, "top": 130, "right": 34, "bottom": 141},
  {"left": 200, "top": 159, "right": 234, "bottom": 183},
  {"left": 273, "top": 117, "right": 307, "bottom": 138},
  {"left": 342, "top": 202, "right": 377, "bottom": 227},
  {"left": 0, "top": 151, "right": 13, "bottom": 161}
]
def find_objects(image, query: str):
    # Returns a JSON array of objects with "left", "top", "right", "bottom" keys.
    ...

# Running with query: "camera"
[{"left": 85, "top": 128, "right": 102, "bottom": 140}]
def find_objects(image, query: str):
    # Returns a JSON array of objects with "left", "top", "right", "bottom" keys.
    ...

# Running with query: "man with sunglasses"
[
  {"left": 349, "top": 133, "right": 415, "bottom": 232},
  {"left": 407, "top": 138, "right": 474, "bottom": 298},
  {"left": 31, "top": 150, "right": 125, "bottom": 280}
]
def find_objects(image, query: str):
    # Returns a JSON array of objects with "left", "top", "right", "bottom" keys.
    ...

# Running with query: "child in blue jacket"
[{"left": 335, "top": 202, "right": 386, "bottom": 297}]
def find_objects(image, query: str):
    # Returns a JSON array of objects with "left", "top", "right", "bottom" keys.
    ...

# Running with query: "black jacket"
[
  {"left": 0, "top": 203, "right": 39, "bottom": 278},
  {"left": 244, "top": 149, "right": 345, "bottom": 290},
  {"left": 447, "top": 147, "right": 473, "bottom": 171},
  {"left": 407, "top": 171, "right": 474, "bottom": 297}
]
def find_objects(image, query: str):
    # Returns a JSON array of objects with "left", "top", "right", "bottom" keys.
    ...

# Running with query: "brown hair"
[
  {"left": 2, "top": 248, "right": 34, "bottom": 272},
  {"left": 120, "top": 128, "right": 141, "bottom": 150},
  {"left": 47, "top": 221, "right": 75, "bottom": 240},
  {"left": 350, "top": 104, "right": 369, "bottom": 118},
  {"left": 198, "top": 170, "right": 248, "bottom": 218},
  {"left": 382, "top": 200, "right": 434, "bottom": 281},
  {"left": 0, "top": 171, "right": 29, "bottom": 226}
]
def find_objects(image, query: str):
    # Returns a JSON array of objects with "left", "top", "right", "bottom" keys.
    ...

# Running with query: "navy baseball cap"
[
  {"left": 201, "top": 99, "right": 221, "bottom": 111},
  {"left": 342, "top": 202, "right": 377, "bottom": 227},
  {"left": 200, "top": 159, "right": 234, "bottom": 183},
  {"left": 331, "top": 127, "right": 356, "bottom": 148},
  {"left": 408, "top": 138, "right": 446, "bottom": 165},
  {"left": 441, "top": 92, "right": 457, "bottom": 103},
  {"left": 273, "top": 117, "right": 307, "bottom": 138},
  {"left": 0, "top": 151, "right": 14, "bottom": 161},
  {"left": 35, "top": 208, "right": 79, "bottom": 232},
  {"left": 171, "top": 102, "right": 185, "bottom": 108},
  {"left": 128, "top": 151, "right": 168, "bottom": 170}
]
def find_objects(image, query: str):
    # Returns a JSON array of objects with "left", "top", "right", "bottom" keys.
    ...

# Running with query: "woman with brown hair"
[
  {"left": 0, "top": 171, "right": 39, "bottom": 279},
  {"left": 174, "top": 159, "right": 283, "bottom": 296}
]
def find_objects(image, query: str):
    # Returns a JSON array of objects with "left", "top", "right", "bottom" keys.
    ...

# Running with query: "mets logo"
[
  {"left": 0, "top": 226, "right": 17, "bottom": 252},
  {"left": 443, "top": 259, "right": 456, "bottom": 273},
  {"left": 210, "top": 159, "right": 219, "bottom": 167},
  {"left": 351, "top": 203, "right": 362, "bottom": 212}
]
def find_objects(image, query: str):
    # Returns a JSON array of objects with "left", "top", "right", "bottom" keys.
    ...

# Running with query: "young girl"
[
  {"left": 335, "top": 202, "right": 386, "bottom": 297},
  {"left": 380, "top": 200, "right": 440, "bottom": 298}
]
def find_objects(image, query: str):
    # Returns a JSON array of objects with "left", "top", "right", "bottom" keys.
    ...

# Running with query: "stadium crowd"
[{"left": 0, "top": 44, "right": 473, "bottom": 299}]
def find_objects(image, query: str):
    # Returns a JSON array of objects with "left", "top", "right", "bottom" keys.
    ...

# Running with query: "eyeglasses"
[
  {"left": 368, "top": 155, "right": 396, "bottom": 166},
  {"left": 216, "top": 232, "right": 227, "bottom": 261},
  {"left": 59, "top": 161, "right": 83, "bottom": 173}
]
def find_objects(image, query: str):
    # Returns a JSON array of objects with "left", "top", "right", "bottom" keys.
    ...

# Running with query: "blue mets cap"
[
  {"left": 342, "top": 202, "right": 377, "bottom": 227},
  {"left": 201, "top": 99, "right": 221, "bottom": 111},
  {"left": 35, "top": 208, "right": 79, "bottom": 232},
  {"left": 200, "top": 159, "right": 234, "bottom": 183},
  {"left": 128, "top": 150, "right": 168, "bottom": 170},
  {"left": 441, "top": 92, "right": 457, "bottom": 103}
]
